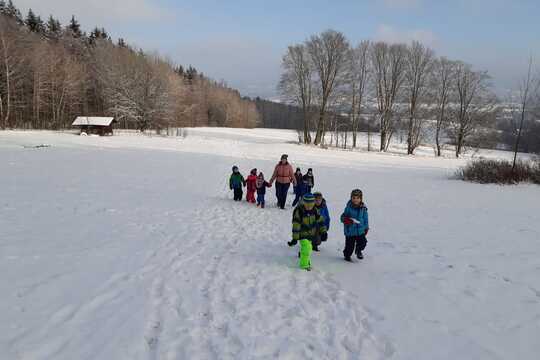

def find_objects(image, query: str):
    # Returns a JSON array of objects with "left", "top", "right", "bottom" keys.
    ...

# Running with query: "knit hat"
[
  {"left": 303, "top": 193, "right": 315, "bottom": 204},
  {"left": 232, "top": 165, "right": 238, "bottom": 172},
  {"left": 351, "top": 189, "right": 363, "bottom": 198},
  {"left": 313, "top": 191, "right": 323, "bottom": 198}
]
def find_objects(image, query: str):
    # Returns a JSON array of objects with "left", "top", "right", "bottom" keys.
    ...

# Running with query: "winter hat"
[
  {"left": 232, "top": 165, "right": 239, "bottom": 172},
  {"left": 351, "top": 189, "right": 363, "bottom": 198},
  {"left": 250, "top": 168, "right": 257, "bottom": 175},
  {"left": 313, "top": 191, "right": 323, "bottom": 199},
  {"left": 303, "top": 193, "right": 315, "bottom": 204},
  {"left": 281, "top": 154, "right": 288, "bottom": 160}
]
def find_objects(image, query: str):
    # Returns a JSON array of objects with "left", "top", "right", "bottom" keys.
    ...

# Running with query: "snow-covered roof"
[{"left": 72, "top": 117, "right": 115, "bottom": 126}]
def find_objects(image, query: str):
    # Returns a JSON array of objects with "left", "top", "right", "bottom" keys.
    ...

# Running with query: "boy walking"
[
  {"left": 313, "top": 191, "right": 330, "bottom": 249},
  {"left": 288, "top": 193, "right": 328, "bottom": 270},
  {"left": 229, "top": 166, "right": 246, "bottom": 201},
  {"left": 340, "top": 189, "right": 369, "bottom": 261},
  {"left": 255, "top": 172, "right": 272, "bottom": 208}
]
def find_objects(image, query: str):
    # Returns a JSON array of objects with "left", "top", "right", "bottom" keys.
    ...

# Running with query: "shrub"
[{"left": 457, "top": 158, "right": 538, "bottom": 184}]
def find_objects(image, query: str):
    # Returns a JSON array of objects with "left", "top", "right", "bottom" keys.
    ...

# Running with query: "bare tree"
[
  {"left": 347, "top": 40, "right": 370, "bottom": 148},
  {"left": 449, "top": 62, "right": 496, "bottom": 158},
  {"left": 306, "top": 29, "right": 350, "bottom": 145},
  {"left": 370, "top": 42, "right": 407, "bottom": 151},
  {"left": 432, "top": 57, "right": 456, "bottom": 156},
  {"left": 279, "top": 44, "right": 314, "bottom": 143},
  {"left": 511, "top": 57, "right": 540, "bottom": 172},
  {"left": 404, "top": 41, "right": 435, "bottom": 154},
  {"left": 0, "top": 16, "right": 26, "bottom": 128}
]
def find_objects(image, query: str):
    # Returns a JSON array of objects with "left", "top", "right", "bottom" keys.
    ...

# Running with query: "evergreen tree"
[
  {"left": 5, "top": 0, "right": 23, "bottom": 24},
  {"left": 25, "top": 8, "right": 42, "bottom": 33},
  {"left": 175, "top": 65, "right": 185, "bottom": 76},
  {"left": 186, "top": 66, "right": 198, "bottom": 81},
  {"left": 46, "top": 15, "right": 62, "bottom": 39},
  {"left": 67, "top": 15, "right": 82, "bottom": 37}
]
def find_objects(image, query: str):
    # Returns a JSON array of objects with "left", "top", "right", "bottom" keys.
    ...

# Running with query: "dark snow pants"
[
  {"left": 233, "top": 187, "right": 243, "bottom": 201},
  {"left": 275, "top": 182, "right": 290, "bottom": 209},
  {"left": 343, "top": 234, "right": 367, "bottom": 258}
]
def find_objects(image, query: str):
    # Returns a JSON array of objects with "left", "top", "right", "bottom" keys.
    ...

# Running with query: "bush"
[
  {"left": 458, "top": 158, "right": 540, "bottom": 184},
  {"left": 531, "top": 158, "right": 540, "bottom": 184}
]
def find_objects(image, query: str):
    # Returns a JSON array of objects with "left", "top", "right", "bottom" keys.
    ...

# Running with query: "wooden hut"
[{"left": 72, "top": 117, "right": 116, "bottom": 136}]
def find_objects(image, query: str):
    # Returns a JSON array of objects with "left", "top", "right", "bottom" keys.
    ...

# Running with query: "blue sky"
[{"left": 17, "top": 0, "right": 540, "bottom": 98}]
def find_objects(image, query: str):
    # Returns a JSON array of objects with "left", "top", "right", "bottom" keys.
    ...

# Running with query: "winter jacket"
[
  {"left": 229, "top": 172, "right": 245, "bottom": 189},
  {"left": 294, "top": 172, "right": 303, "bottom": 189},
  {"left": 270, "top": 162, "right": 296, "bottom": 185},
  {"left": 292, "top": 205, "right": 327, "bottom": 242},
  {"left": 246, "top": 174, "right": 257, "bottom": 192},
  {"left": 303, "top": 173, "right": 314, "bottom": 188},
  {"left": 315, "top": 199, "right": 331, "bottom": 230},
  {"left": 295, "top": 180, "right": 308, "bottom": 198},
  {"left": 340, "top": 200, "right": 369, "bottom": 237},
  {"left": 256, "top": 179, "right": 271, "bottom": 195}
]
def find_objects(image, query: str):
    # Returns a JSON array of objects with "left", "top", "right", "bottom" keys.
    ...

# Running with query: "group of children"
[
  {"left": 229, "top": 166, "right": 271, "bottom": 208},
  {"left": 229, "top": 165, "right": 369, "bottom": 271}
]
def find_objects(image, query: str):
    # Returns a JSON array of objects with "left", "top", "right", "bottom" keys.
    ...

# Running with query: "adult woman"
[{"left": 269, "top": 154, "right": 296, "bottom": 209}]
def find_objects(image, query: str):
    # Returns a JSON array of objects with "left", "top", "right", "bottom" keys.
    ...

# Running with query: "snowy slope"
[{"left": 1, "top": 129, "right": 539, "bottom": 360}]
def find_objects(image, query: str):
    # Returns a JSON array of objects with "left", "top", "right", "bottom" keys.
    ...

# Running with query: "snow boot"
[{"left": 299, "top": 239, "right": 312, "bottom": 270}]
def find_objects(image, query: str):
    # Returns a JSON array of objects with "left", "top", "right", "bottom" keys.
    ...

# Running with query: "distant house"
[{"left": 72, "top": 117, "right": 116, "bottom": 136}]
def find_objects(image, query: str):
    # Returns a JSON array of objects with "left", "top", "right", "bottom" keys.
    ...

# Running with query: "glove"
[
  {"left": 320, "top": 233, "right": 328, "bottom": 242},
  {"left": 343, "top": 217, "right": 353, "bottom": 225},
  {"left": 288, "top": 240, "right": 297, "bottom": 247},
  {"left": 365, "top": 228, "right": 369, "bottom": 236}
]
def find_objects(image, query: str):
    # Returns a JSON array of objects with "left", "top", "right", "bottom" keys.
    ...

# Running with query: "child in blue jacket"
[
  {"left": 340, "top": 189, "right": 369, "bottom": 261},
  {"left": 313, "top": 192, "right": 330, "bottom": 250}
]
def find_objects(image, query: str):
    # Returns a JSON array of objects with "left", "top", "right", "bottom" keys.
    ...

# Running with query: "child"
[
  {"left": 292, "top": 176, "right": 308, "bottom": 207},
  {"left": 288, "top": 193, "right": 328, "bottom": 270},
  {"left": 313, "top": 191, "right": 331, "bottom": 249},
  {"left": 303, "top": 168, "right": 314, "bottom": 193},
  {"left": 255, "top": 172, "right": 272, "bottom": 208},
  {"left": 293, "top": 168, "right": 303, "bottom": 194},
  {"left": 229, "top": 166, "right": 246, "bottom": 201},
  {"left": 246, "top": 168, "right": 258, "bottom": 204},
  {"left": 340, "top": 189, "right": 369, "bottom": 261}
]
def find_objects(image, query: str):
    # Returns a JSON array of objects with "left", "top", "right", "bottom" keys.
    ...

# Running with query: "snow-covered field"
[{"left": 1, "top": 128, "right": 539, "bottom": 360}]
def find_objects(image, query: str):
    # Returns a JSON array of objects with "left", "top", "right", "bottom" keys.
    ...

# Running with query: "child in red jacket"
[{"left": 246, "top": 168, "right": 258, "bottom": 204}]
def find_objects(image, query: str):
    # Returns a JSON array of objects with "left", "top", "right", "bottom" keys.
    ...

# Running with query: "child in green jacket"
[
  {"left": 288, "top": 193, "right": 328, "bottom": 270},
  {"left": 229, "top": 166, "right": 246, "bottom": 201}
]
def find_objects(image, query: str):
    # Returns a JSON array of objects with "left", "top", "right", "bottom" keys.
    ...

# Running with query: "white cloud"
[
  {"left": 15, "top": 0, "right": 172, "bottom": 24},
  {"left": 381, "top": 0, "right": 422, "bottom": 9},
  {"left": 374, "top": 24, "right": 438, "bottom": 48}
]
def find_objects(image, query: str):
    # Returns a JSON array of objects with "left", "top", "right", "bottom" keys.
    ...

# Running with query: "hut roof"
[{"left": 72, "top": 117, "right": 115, "bottom": 126}]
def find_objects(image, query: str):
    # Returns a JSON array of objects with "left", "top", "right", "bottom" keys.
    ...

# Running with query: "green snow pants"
[{"left": 299, "top": 239, "right": 312, "bottom": 269}]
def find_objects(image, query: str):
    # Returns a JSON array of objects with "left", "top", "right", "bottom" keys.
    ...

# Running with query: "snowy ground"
[{"left": 1, "top": 128, "right": 539, "bottom": 360}]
